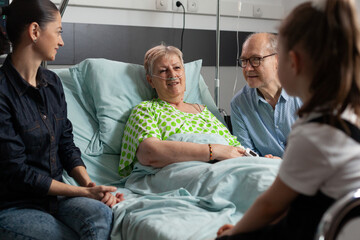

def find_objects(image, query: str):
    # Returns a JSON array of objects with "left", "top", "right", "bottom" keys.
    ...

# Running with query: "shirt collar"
[
  {"left": 2, "top": 55, "right": 48, "bottom": 96},
  {"left": 254, "top": 89, "right": 262, "bottom": 107},
  {"left": 280, "top": 88, "right": 290, "bottom": 101},
  {"left": 255, "top": 87, "right": 289, "bottom": 107}
]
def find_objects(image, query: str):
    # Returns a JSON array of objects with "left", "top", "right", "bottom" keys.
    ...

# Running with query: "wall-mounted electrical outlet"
[
  {"left": 156, "top": 0, "right": 168, "bottom": 10},
  {"left": 253, "top": 5, "right": 263, "bottom": 18},
  {"left": 172, "top": 0, "right": 187, "bottom": 12},
  {"left": 187, "top": 0, "right": 198, "bottom": 12}
]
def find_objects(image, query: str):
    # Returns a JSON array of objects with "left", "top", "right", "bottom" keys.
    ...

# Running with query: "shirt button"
[
  {"left": 42, "top": 114, "right": 47, "bottom": 120},
  {"left": 51, "top": 136, "right": 55, "bottom": 142},
  {"left": 276, "top": 125, "right": 279, "bottom": 128}
]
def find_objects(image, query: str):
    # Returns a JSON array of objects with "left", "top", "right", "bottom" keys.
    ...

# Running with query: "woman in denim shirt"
[{"left": 0, "top": 0, "right": 123, "bottom": 239}]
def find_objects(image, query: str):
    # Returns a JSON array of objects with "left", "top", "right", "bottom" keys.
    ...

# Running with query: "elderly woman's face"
[{"left": 148, "top": 54, "right": 186, "bottom": 101}]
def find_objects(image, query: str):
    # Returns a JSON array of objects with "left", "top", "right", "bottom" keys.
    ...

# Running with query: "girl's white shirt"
[{"left": 279, "top": 108, "right": 360, "bottom": 199}]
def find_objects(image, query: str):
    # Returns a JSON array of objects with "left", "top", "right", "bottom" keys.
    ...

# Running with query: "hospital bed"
[
  {"left": 52, "top": 57, "right": 360, "bottom": 240},
  {"left": 52, "top": 58, "right": 281, "bottom": 240}
]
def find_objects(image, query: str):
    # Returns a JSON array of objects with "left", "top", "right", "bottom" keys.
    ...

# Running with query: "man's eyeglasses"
[{"left": 238, "top": 53, "right": 277, "bottom": 68}]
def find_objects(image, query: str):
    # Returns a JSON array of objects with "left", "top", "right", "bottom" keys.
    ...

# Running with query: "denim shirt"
[
  {"left": 0, "top": 55, "right": 84, "bottom": 214},
  {"left": 231, "top": 84, "right": 302, "bottom": 157}
]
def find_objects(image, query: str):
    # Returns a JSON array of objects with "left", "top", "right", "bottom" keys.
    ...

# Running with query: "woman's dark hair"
[
  {"left": 279, "top": 0, "right": 360, "bottom": 120},
  {"left": 0, "top": 0, "right": 59, "bottom": 53}
]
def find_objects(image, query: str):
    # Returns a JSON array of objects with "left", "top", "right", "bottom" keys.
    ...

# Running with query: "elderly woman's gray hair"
[{"left": 144, "top": 44, "right": 184, "bottom": 76}]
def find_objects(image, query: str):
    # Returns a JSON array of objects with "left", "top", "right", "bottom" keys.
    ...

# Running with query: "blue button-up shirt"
[
  {"left": 0, "top": 55, "right": 84, "bottom": 213},
  {"left": 230, "top": 84, "right": 302, "bottom": 157}
]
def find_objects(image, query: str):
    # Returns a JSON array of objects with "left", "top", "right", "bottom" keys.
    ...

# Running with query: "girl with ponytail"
[
  {"left": 0, "top": 0, "right": 123, "bottom": 239},
  {"left": 216, "top": 0, "right": 360, "bottom": 239}
]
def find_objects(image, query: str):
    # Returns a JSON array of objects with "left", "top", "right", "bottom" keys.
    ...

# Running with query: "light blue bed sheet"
[
  {"left": 111, "top": 157, "right": 280, "bottom": 240},
  {"left": 110, "top": 133, "right": 280, "bottom": 240}
]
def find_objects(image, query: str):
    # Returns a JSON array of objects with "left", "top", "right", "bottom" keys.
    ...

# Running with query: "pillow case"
[{"left": 69, "top": 58, "right": 222, "bottom": 156}]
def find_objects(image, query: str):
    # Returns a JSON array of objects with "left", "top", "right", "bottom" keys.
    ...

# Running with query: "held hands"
[
  {"left": 100, "top": 192, "right": 125, "bottom": 207},
  {"left": 217, "top": 224, "right": 235, "bottom": 237},
  {"left": 211, "top": 144, "right": 246, "bottom": 161},
  {"left": 86, "top": 182, "right": 124, "bottom": 207},
  {"left": 264, "top": 154, "right": 282, "bottom": 159}
]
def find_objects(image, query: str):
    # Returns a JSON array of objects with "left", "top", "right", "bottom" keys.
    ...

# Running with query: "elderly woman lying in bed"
[{"left": 118, "top": 44, "right": 248, "bottom": 177}]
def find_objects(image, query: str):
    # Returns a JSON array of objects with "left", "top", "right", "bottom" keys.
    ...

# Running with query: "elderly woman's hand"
[
  {"left": 217, "top": 224, "right": 235, "bottom": 237},
  {"left": 212, "top": 144, "right": 246, "bottom": 161},
  {"left": 264, "top": 154, "right": 282, "bottom": 159}
]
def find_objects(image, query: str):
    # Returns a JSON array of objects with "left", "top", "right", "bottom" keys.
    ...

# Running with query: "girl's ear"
[
  {"left": 289, "top": 50, "right": 301, "bottom": 75},
  {"left": 146, "top": 75, "right": 155, "bottom": 88},
  {"left": 28, "top": 22, "right": 40, "bottom": 43}
]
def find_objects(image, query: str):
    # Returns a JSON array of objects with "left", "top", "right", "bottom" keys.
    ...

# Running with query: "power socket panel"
[
  {"left": 187, "top": 0, "right": 198, "bottom": 12},
  {"left": 156, "top": 0, "right": 169, "bottom": 10},
  {"left": 172, "top": 0, "right": 187, "bottom": 12}
]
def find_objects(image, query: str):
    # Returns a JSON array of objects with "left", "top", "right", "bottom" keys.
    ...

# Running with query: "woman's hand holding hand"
[
  {"left": 85, "top": 182, "right": 123, "bottom": 207},
  {"left": 217, "top": 224, "right": 234, "bottom": 237},
  {"left": 48, "top": 180, "right": 124, "bottom": 207},
  {"left": 101, "top": 192, "right": 124, "bottom": 208},
  {"left": 212, "top": 144, "right": 246, "bottom": 161}
]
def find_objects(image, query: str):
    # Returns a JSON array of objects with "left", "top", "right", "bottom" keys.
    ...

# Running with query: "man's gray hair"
[{"left": 244, "top": 32, "right": 278, "bottom": 53}]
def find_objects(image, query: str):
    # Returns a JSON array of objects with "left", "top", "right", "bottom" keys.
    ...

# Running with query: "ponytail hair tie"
[{"left": 312, "top": 0, "right": 326, "bottom": 12}]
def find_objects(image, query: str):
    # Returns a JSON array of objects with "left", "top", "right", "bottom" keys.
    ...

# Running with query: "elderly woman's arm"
[{"left": 136, "top": 137, "right": 245, "bottom": 168}]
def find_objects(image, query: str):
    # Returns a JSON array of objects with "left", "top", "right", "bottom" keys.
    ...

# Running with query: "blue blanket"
[{"left": 111, "top": 134, "right": 281, "bottom": 240}]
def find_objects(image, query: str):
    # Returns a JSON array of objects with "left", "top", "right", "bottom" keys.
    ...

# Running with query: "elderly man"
[{"left": 230, "top": 32, "right": 302, "bottom": 157}]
